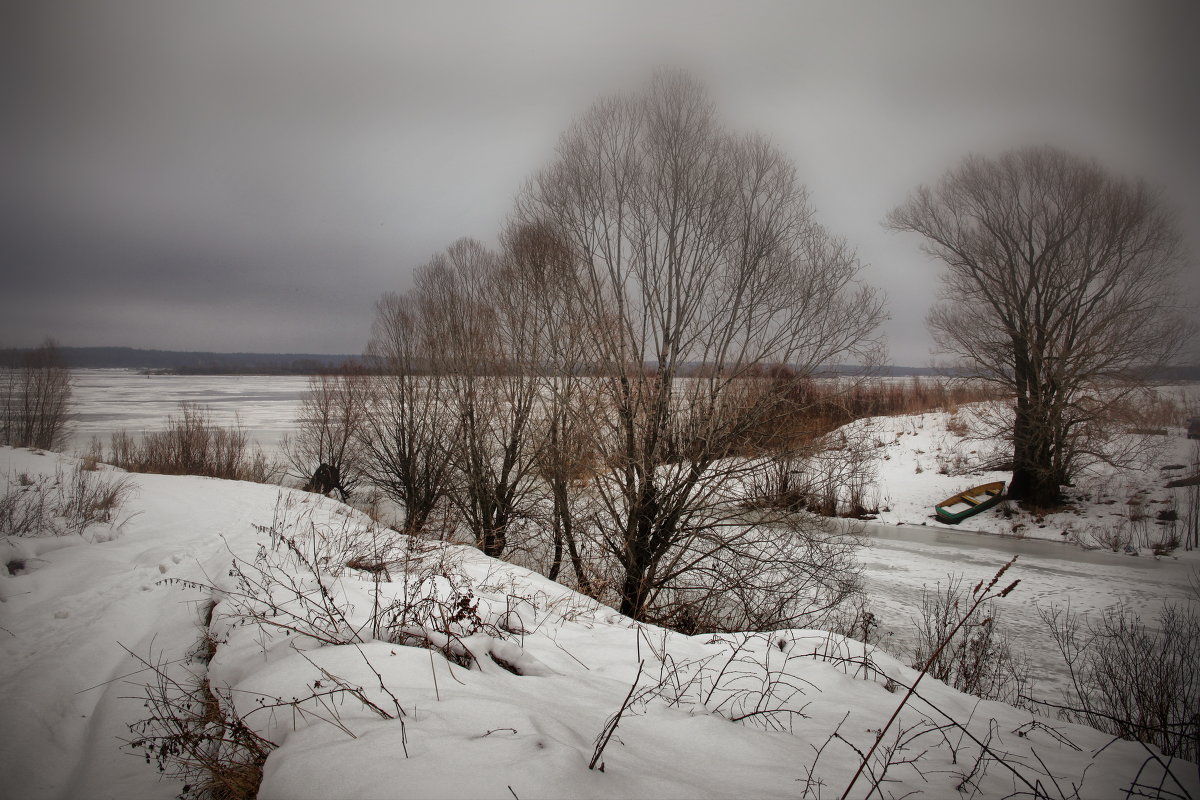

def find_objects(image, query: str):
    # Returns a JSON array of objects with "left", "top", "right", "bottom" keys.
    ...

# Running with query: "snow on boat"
[{"left": 934, "top": 481, "right": 1006, "bottom": 524}]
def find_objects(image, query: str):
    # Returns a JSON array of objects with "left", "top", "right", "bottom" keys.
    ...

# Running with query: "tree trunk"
[
  {"left": 1009, "top": 402, "right": 1062, "bottom": 509},
  {"left": 619, "top": 480, "right": 658, "bottom": 620}
]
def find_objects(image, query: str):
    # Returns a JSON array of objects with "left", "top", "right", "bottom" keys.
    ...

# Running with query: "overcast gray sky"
[{"left": 3, "top": 1, "right": 1197, "bottom": 364}]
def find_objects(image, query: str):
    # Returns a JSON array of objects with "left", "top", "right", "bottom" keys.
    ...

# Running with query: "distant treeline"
[
  {"left": 0, "top": 347, "right": 358, "bottom": 375},
  {"left": 3, "top": 346, "right": 1197, "bottom": 379}
]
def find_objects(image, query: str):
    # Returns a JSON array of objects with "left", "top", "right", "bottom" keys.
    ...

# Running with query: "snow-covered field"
[
  {"left": 854, "top": 397, "right": 1200, "bottom": 546},
  {"left": 2, "top": 446, "right": 1197, "bottom": 800},
  {"left": 4, "top": 374, "right": 1197, "bottom": 798}
]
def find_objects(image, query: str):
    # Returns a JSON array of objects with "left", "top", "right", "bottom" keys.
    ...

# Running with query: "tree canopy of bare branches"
[
  {"left": 416, "top": 238, "right": 545, "bottom": 558},
  {"left": 283, "top": 370, "right": 369, "bottom": 499},
  {"left": 513, "top": 71, "right": 884, "bottom": 622},
  {"left": 359, "top": 293, "right": 455, "bottom": 535},
  {"left": 889, "top": 146, "right": 1194, "bottom": 507}
]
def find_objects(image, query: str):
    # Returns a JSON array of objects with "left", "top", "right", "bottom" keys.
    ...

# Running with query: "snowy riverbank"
[{"left": 2, "top": 446, "right": 1196, "bottom": 799}]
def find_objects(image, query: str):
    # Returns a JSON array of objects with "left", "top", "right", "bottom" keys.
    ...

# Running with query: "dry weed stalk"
[{"left": 840, "top": 557, "right": 1020, "bottom": 800}]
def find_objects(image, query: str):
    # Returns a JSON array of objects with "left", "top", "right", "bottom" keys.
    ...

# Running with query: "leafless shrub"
[
  {"left": 214, "top": 498, "right": 387, "bottom": 647},
  {"left": 909, "top": 573, "right": 1032, "bottom": 707},
  {"left": 680, "top": 632, "right": 816, "bottom": 731},
  {"left": 107, "top": 403, "right": 276, "bottom": 482},
  {"left": 801, "top": 428, "right": 879, "bottom": 519},
  {"left": 1, "top": 462, "right": 134, "bottom": 540},
  {"left": 1041, "top": 601, "right": 1200, "bottom": 763},
  {"left": 1151, "top": 527, "right": 1181, "bottom": 557},
  {"left": 1091, "top": 522, "right": 1132, "bottom": 553},
  {"left": 581, "top": 629, "right": 822, "bottom": 772},
  {"left": 644, "top": 516, "right": 866, "bottom": 635},
  {"left": 1184, "top": 474, "right": 1200, "bottom": 552},
  {"left": 194, "top": 495, "right": 537, "bottom": 679},
  {"left": 0, "top": 339, "right": 73, "bottom": 451},
  {"left": 282, "top": 370, "right": 369, "bottom": 498},
  {"left": 744, "top": 454, "right": 812, "bottom": 513},
  {"left": 827, "top": 598, "right": 884, "bottom": 651},
  {"left": 125, "top": 649, "right": 275, "bottom": 800},
  {"left": 841, "top": 558, "right": 1021, "bottom": 799}
]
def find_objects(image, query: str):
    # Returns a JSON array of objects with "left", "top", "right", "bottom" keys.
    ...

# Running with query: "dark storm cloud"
[{"left": 2, "top": 1, "right": 1196, "bottom": 362}]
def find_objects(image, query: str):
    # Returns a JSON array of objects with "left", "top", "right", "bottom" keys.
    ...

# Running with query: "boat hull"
[{"left": 935, "top": 481, "right": 1006, "bottom": 524}]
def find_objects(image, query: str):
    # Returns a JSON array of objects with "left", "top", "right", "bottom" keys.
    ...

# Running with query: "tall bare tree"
[
  {"left": 515, "top": 71, "right": 883, "bottom": 624},
  {"left": 359, "top": 293, "right": 455, "bottom": 534},
  {"left": 502, "top": 220, "right": 604, "bottom": 591},
  {"left": 889, "top": 146, "right": 1194, "bottom": 507},
  {"left": 417, "top": 239, "right": 544, "bottom": 559}
]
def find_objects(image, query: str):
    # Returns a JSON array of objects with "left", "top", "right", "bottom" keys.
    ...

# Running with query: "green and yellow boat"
[{"left": 934, "top": 481, "right": 1006, "bottom": 524}]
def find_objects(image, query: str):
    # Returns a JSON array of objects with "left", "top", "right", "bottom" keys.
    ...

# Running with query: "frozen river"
[
  {"left": 66, "top": 369, "right": 308, "bottom": 455},
  {"left": 859, "top": 520, "right": 1197, "bottom": 699},
  {"left": 62, "top": 369, "right": 1197, "bottom": 700}
]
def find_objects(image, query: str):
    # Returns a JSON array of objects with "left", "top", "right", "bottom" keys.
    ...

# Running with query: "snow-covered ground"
[
  {"left": 836, "top": 393, "right": 1200, "bottom": 698},
  {"left": 852, "top": 397, "right": 1200, "bottom": 548},
  {"left": 2, "top": 446, "right": 1196, "bottom": 800}
]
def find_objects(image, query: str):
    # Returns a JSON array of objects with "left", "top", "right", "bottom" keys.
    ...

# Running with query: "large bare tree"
[
  {"left": 359, "top": 293, "right": 455, "bottom": 535},
  {"left": 416, "top": 239, "right": 544, "bottom": 559},
  {"left": 889, "top": 146, "right": 1193, "bottom": 507},
  {"left": 514, "top": 71, "right": 883, "bottom": 624}
]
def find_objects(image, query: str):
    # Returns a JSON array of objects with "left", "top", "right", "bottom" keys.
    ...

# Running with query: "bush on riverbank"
[{"left": 105, "top": 403, "right": 277, "bottom": 483}]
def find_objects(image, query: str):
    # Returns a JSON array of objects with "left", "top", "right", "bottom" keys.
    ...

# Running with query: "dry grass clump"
[
  {"left": 1, "top": 462, "right": 134, "bottom": 540},
  {"left": 125, "top": 648, "right": 274, "bottom": 800},
  {"left": 741, "top": 374, "right": 1004, "bottom": 457},
  {"left": 106, "top": 403, "right": 276, "bottom": 483}
]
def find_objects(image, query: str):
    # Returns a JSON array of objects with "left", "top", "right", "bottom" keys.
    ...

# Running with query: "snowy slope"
[
  {"left": 850, "top": 401, "right": 1200, "bottom": 549},
  {"left": 1, "top": 447, "right": 1196, "bottom": 800}
]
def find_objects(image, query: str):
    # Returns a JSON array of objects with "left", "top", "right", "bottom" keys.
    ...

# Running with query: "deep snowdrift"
[{"left": 1, "top": 446, "right": 1196, "bottom": 800}]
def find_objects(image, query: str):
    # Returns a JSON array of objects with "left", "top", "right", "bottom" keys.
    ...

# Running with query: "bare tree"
[
  {"left": 358, "top": 294, "right": 455, "bottom": 535},
  {"left": 889, "top": 147, "right": 1194, "bottom": 507},
  {"left": 283, "top": 369, "right": 369, "bottom": 499},
  {"left": 502, "top": 221, "right": 606, "bottom": 592},
  {"left": 515, "top": 71, "right": 883, "bottom": 623},
  {"left": 416, "top": 239, "right": 544, "bottom": 559},
  {"left": 1, "top": 338, "right": 73, "bottom": 451}
]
